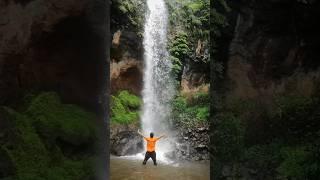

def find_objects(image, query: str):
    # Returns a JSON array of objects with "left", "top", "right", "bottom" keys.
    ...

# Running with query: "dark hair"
[{"left": 150, "top": 132, "right": 154, "bottom": 138}]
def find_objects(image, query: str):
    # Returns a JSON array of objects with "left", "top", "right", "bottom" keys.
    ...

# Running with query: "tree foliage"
[
  {"left": 166, "top": 0, "right": 210, "bottom": 40},
  {"left": 111, "top": 0, "right": 146, "bottom": 35}
]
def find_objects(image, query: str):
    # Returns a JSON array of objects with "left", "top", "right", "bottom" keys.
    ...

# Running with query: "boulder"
[{"left": 111, "top": 131, "right": 143, "bottom": 156}]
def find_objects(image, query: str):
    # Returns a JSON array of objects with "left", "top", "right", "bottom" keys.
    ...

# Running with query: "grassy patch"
[{"left": 172, "top": 92, "right": 209, "bottom": 124}]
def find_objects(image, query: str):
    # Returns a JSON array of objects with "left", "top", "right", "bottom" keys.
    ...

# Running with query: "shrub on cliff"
[
  {"left": 117, "top": 90, "right": 141, "bottom": 109},
  {"left": 271, "top": 95, "right": 319, "bottom": 141},
  {"left": 168, "top": 32, "right": 190, "bottom": 80},
  {"left": 172, "top": 92, "right": 209, "bottom": 124},
  {"left": 111, "top": 90, "right": 141, "bottom": 124}
]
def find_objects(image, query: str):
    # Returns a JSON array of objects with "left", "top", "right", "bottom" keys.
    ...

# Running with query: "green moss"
[
  {"left": 46, "top": 158, "right": 94, "bottom": 180},
  {"left": 117, "top": 90, "right": 141, "bottom": 109},
  {"left": 1, "top": 92, "right": 97, "bottom": 179},
  {"left": 26, "top": 92, "right": 96, "bottom": 145},
  {"left": 2, "top": 107, "right": 50, "bottom": 180},
  {"left": 111, "top": 90, "right": 141, "bottom": 124}
]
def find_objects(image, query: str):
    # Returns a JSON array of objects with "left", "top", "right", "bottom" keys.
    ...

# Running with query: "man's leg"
[
  {"left": 143, "top": 152, "right": 151, "bottom": 165},
  {"left": 150, "top": 151, "right": 157, "bottom": 166}
]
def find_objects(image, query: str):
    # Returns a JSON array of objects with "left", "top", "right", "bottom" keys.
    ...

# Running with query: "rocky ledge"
[{"left": 174, "top": 121, "right": 210, "bottom": 161}]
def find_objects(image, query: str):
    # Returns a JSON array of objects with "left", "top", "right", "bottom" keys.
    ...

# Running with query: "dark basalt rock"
[
  {"left": 111, "top": 131, "right": 143, "bottom": 156},
  {"left": 174, "top": 121, "right": 210, "bottom": 161}
]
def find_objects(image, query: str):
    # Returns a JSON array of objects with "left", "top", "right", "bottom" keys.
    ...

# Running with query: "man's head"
[{"left": 150, "top": 132, "right": 154, "bottom": 138}]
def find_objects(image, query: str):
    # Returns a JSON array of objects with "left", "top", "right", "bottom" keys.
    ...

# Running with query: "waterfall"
[{"left": 141, "top": 0, "right": 176, "bottom": 161}]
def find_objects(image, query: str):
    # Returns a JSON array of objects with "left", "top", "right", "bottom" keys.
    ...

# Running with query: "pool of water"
[{"left": 110, "top": 156, "right": 210, "bottom": 180}]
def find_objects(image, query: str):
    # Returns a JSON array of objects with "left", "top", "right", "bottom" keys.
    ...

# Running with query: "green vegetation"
[
  {"left": 166, "top": 0, "right": 210, "bottom": 40},
  {"left": 111, "top": 0, "right": 146, "bottom": 35},
  {"left": 242, "top": 142, "right": 282, "bottom": 176},
  {"left": 169, "top": 32, "right": 190, "bottom": 80},
  {"left": 26, "top": 92, "right": 96, "bottom": 145},
  {"left": 172, "top": 92, "right": 210, "bottom": 124},
  {"left": 213, "top": 113, "right": 244, "bottom": 163},
  {"left": 0, "top": 92, "right": 97, "bottom": 179},
  {"left": 166, "top": 0, "right": 210, "bottom": 85},
  {"left": 213, "top": 94, "right": 320, "bottom": 179},
  {"left": 277, "top": 146, "right": 310, "bottom": 179},
  {"left": 111, "top": 90, "right": 141, "bottom": 124}
]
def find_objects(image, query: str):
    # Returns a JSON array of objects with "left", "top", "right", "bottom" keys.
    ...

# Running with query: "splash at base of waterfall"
[{"left": 121, "top": 136, "right": 178, "bottom": 164}]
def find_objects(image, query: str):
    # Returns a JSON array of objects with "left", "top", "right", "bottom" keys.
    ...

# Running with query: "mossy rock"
[
  {"left": 1, "top": 107, "right": 51, "bottom": 179},
  {"left": 0, "top": 92, "right": 97, "bottom": 179},
  {"left": 26, "top": 92, "right": 96, "bottom": 146}
]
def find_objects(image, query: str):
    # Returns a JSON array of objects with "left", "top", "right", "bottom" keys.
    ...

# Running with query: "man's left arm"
[{"left": 137, "top": 129, "right": 147, "bottom": 139}]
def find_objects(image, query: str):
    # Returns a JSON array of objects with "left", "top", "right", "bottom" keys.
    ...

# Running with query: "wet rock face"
[
  {"left": 0, "top": 0, "right": 88, "bottom": 54},
  {"left": 224, "top": 0, "right": 320, "bottom": 99},
  {"left": 175, "top": 122, "right": 210, "bottom": 161},
  {"left": 110, "top": 59, "right": 143, "bottom": 96},
  {"left": 110, "top": 123, "right": 144, "bottom": 156},
  {"left": 110, "top": 30, "right": 143, "bottom": 95},
  {"left": 0, "top": 0, "right": 107, "bottom": 112},
  {"left": 111, "top": 131, "right": 144, "bottom": 156}
]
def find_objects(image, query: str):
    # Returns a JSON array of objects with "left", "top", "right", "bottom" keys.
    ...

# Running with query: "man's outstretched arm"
[
  {"left": 157, "top": 134, "right": 167, "bottom": 140},
  {"left": 137, "top": 129, "right": 147, "bottom": 139}
]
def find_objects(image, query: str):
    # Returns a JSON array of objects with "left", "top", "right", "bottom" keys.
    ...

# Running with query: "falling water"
[{"left": 141, "top": 0, "right": 176, "bottom": 161}]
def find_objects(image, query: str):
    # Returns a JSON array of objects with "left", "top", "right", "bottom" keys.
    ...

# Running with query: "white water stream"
[{"left": 140, "top": 0, "right": 176, "bottom": 162}]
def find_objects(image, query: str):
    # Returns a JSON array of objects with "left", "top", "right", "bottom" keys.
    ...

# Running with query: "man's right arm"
[{"left": 157, "top": 134, "right": 167, "bottom": 140}]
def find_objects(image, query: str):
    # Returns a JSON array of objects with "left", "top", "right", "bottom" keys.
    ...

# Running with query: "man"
[{"left": 137, "top": 129, "right": 166, "bottom": 166}]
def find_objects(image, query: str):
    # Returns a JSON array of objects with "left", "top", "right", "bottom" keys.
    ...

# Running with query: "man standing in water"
[{"left": 137, "top": 129, "right": 166, "bottom": 166}]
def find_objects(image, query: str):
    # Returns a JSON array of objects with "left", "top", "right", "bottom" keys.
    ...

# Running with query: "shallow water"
[{"left": 110, "top": 156, "right": 210, "bottom": 180}]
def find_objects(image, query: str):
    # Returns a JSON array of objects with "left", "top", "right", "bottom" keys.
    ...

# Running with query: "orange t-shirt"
[{"left": 144, "top": 137, "right": 159, "bottom": 152}]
